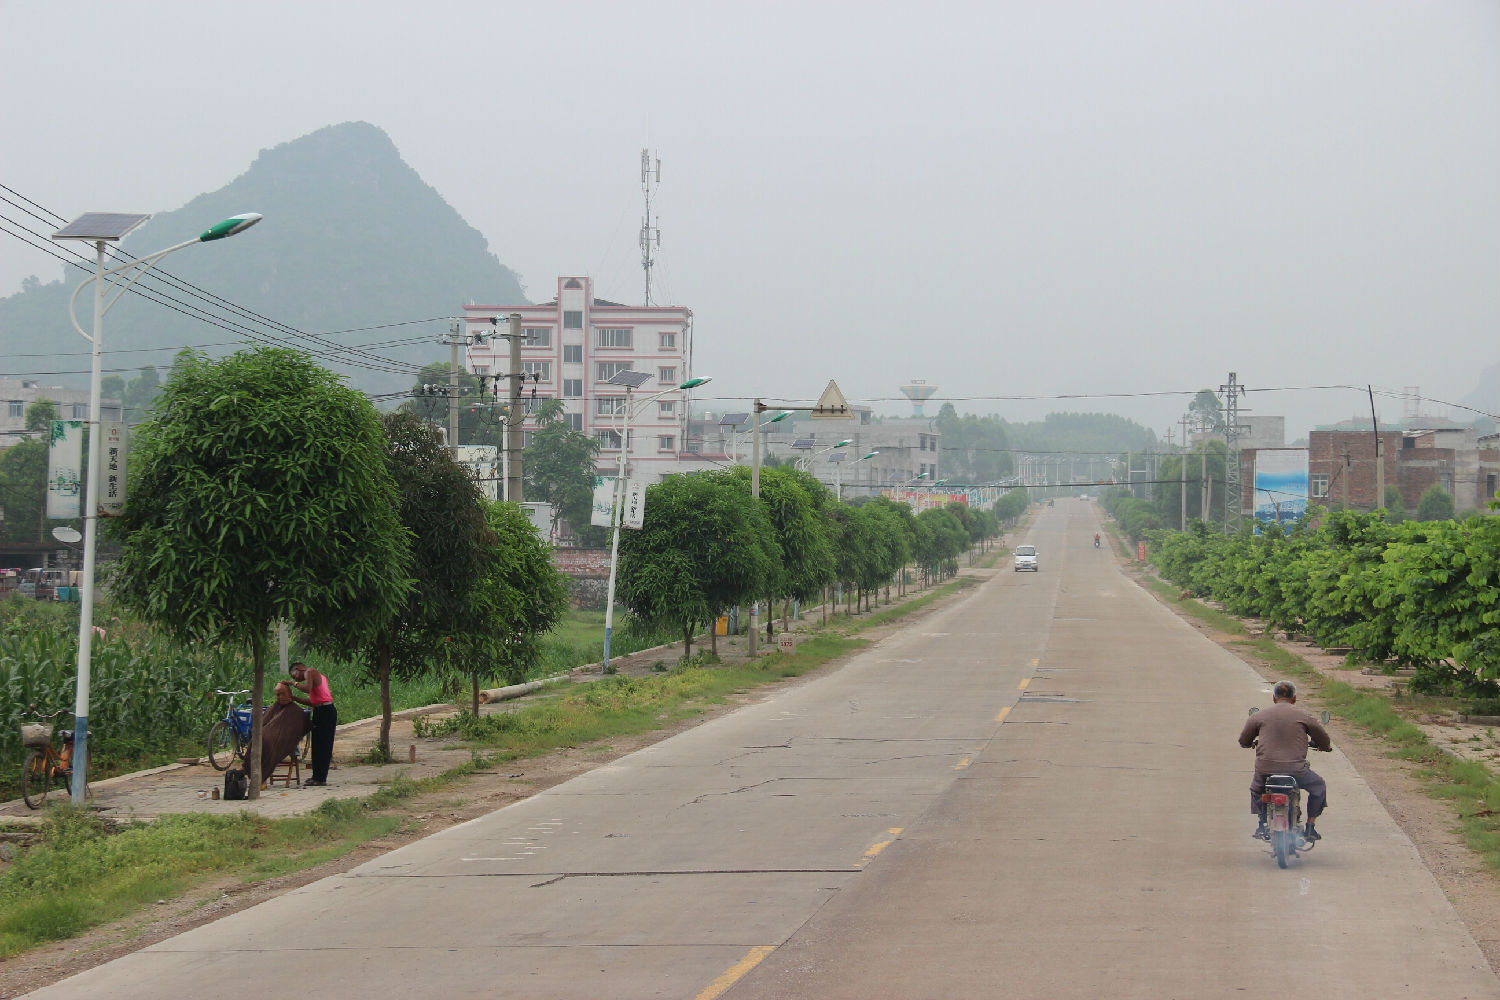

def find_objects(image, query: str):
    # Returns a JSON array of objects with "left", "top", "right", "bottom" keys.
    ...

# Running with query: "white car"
[{"left": 1014, "top": 544, "right": 1039, "bottom": 572}]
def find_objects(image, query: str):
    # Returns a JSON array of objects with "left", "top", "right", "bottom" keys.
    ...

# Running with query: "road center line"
[
  {"left": 696, "top": 945, "right": 777, "bottom": 1000},
  {"left": 995, "top": 705, "right": 1011, "bottom": 723},
  {"left": 1017, "top": 677, "right": 1031, "bottom": 690}
]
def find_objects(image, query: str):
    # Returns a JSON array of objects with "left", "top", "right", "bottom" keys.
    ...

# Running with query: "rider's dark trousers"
[
  {"left": 1250, "top": 767, "right": 1326, "bottom": 820},
  {"left": 310, "top": 703, "right": 337, "bottom": 783}
]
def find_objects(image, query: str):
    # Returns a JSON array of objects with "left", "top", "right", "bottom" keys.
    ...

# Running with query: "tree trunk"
[
  {"left": 246, "top": 628, "right": 266, "bottom": 799},
  {"left": 470, "top": 672, "right": 480, "bottom": 718},
  {"left": 684, "top": 622, "right": 694, "bottom": 660},
  {"left": 378, "top": 644, "right": 393, "bottom": 757},
  {"left": 710, "top": 617, "right": 717, "bottom": 655}
]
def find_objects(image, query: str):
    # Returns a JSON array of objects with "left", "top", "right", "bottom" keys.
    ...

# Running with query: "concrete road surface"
[{"left": 26, "top": 502, "right": 1498, "bottom": 999}]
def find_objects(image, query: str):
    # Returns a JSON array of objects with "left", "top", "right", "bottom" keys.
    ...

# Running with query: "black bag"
[{"left": 223, "top": 767, "right": 248, "bottom": 801}]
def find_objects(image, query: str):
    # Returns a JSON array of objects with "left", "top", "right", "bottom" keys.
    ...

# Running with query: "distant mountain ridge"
[{"left": 0, "top": 122, "right": 525, "bottom": 400}]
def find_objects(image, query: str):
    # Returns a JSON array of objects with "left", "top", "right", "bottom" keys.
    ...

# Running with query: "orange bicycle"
[{"left": 20, "top": 706, "right": 90, "bottom": 809}]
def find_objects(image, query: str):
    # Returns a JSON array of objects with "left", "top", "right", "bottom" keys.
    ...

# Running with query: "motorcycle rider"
[
  {"left": 1239, "top": 680, "right": 1332, "bottom": 841},
  {"left": 1093, "top": 532, "right": 1100, "bottom": 547}
]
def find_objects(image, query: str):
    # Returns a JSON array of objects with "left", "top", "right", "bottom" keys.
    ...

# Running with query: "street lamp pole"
[
  {"left": 53, "top": 211, "right": 262, "bottom": 804},
  {"left": 601, "top": 374, "right": 710, "bottom": 673},
  {"left": 839, "top": 450, "right": 879, "bottom": 501}
]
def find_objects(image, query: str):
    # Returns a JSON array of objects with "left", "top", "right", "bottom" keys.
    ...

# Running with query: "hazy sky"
[{"left": 2, "top": 0, "right": 1495, "bottom": 439}]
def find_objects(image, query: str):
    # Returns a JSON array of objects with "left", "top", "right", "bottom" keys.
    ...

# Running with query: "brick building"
[{"left": 1296, "top": 422, "right": 1498, "bottom": 514}]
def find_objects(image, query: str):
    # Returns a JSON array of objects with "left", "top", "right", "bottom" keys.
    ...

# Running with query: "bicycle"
[
  {"left": 208, "top": 688, "right": 311, "bottom": 772},
  {"left": 207, "top": 689, "right": 252, "bottom": 771},
  {"left": 19, "top": 706, "right": 91, "bottom": 809}
]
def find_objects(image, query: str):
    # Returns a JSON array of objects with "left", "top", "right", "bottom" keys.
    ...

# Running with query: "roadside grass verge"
[
  {"left": 1136, "top": 572, "right": 1500, "bottom": 870},
  {"left": 851, "top": 576, "right": 977, "bottom": 632}
]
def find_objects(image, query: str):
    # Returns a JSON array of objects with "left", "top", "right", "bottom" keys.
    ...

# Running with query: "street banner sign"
[
  {"left": 46, "top": 420, "right": 83, "bottom": 519},
  {"left": 591, "top": 476, "right": 617, "bottom": 527},
  {"left": 623, "top": 479, "right": 647, "bottom": 529},
  {"left": 101, "top": 422, "right": 128, "bottom": 515}
]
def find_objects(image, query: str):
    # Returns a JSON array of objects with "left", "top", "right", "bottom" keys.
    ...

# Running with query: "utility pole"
[
  {"left": 1179, "top": 414, "right": 1189, "bottom": 531},
  {"left": 506, "top": 313, "right": 523, "bottom": 503},
  {"left": 749, "top": 398, "right": 761, "bottom": 658},
  {"left": 1341, "top": 447, "right": 1350, "bottom": 510},
  {"left": 447, "top": 322, "right": 460, "bottom": 455},
  {"left": 1368, "top": 385, "right": 1383, "bottom": 512}
]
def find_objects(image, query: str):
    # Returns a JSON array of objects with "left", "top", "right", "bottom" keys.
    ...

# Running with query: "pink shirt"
[{"left": 305, "top": 672, "right": 333, "bottom": 706}]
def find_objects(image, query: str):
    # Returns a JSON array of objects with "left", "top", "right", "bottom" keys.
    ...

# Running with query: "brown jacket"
[{"left": 1238, "top": 701, "right": 1330, "bottom": 775}]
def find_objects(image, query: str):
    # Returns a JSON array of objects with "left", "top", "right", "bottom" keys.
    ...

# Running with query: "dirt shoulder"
[{"left": 0, "top": 577, "right": 985, "bottom": 998}]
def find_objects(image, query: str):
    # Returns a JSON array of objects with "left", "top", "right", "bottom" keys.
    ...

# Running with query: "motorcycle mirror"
[
  {"left": 1247, "top": 707, "right": 1259, "bottom": 716},
  {"left": 1320, "top": 710, "right": 1330, "bottom": 725}
]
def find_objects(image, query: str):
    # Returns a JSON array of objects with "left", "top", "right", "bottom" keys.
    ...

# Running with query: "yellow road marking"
[
  {"left": 697, "top": 945, "right": 776, "bottom": 1000},
  {"left": 954, "top": 756, "right": 971, "bottom": 770},
  {"left": 1017, "top": 677, "right": 1031, "bottom": 690},
  {"left": 995, "top": 705, "right": 1011, "bottom": 723},
  {"left": 864, "top": 827, "right": 904, "bottom": 858},
  {"left": 1030, "top": 657, "right": 1039, "bottom": 668}
]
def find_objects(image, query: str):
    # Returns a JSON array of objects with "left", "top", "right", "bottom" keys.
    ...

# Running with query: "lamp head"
[
  {"left": 199, "top": 213, "right": 262, "bottom": 242},
  {"left": 678, "top": 377, "right": 711, "bottom": 389},
  {"left": 834, "top": 439, "right": 851, "bottom": 448}
]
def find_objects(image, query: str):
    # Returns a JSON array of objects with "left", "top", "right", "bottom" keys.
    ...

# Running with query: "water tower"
[{"left": 900, "top": 379, "right": 938, "bottom": 417}]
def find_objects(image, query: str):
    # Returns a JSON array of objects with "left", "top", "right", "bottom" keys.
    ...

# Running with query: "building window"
[
  {"left": 563, "top": 379, "right": 583, "bottom": 398},
  {"left": 595, "top": 429, "right": 622, "bottom": 449},
  {"left": 597, "top": 362, "right": 631, "bottom": 382},
  {"left": 659, "top": 331, "right": 676, "bottom": 349},
  {"left": 7, "top": 401, "right": 20, "bottom": 418},
  {"left": 522, "top": 430, "right": 535, "bottom": 449},
  {"left": 658, "top": 435, "right": 676, "bottom": 452},
  {"left": 72, "top": 403, "right": 87, "bottom": 418},
  {"left": 658, "top": 400, "right": 675, "bottom": 417},
  {"left": 563, "top": 311, "right": 583, "bottom": 329},
  {"left": 658, "top": 366, "right": 677, "bottom": 385},
  {"left": 523, "top": 327, "right": 551, "bottom": 347},
  {"left": 521, "top": 361, "right": 551, "bottom": 381},
  {"left": 596, "top": 327, "right": 632, "bottom": 348},
  {"left": 565, "top": 413, "right": 583, "bottom": 432},
  {"left": 596, "top": 396, "right": 625, "bottom": 416},
  {"left": 1310, "top": 473, "right": 1329, "bottom": 498},
  {"left": 563, "top": 344, "right": 583, "bottom": 364},
  {"left": 522, "top": 395, "right": 551, "bottom": 414}
]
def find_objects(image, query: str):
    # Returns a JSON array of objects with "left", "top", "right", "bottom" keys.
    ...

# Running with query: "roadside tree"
[
  {"left": 524, "top": 398, "right": 604, "bottom": 544},
  {"left": 107, "top": 347, "right": 411, "bottom": 796}
]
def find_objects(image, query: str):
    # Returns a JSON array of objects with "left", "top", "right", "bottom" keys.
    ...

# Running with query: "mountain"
[
  {"left": 0, "top": 122, "right": 525, "bottom": 400},
  {"left": 1460, "top": 360, "right": 1499, "bottom": 431}
]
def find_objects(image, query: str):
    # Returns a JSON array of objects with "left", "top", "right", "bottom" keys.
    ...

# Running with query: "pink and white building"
[{"left": 462, "top": 277, "right": 697, "bottom": 483}]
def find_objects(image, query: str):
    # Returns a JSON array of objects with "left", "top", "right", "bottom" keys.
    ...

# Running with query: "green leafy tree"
[
  {"left": 1382, "top": 485, "right": 1408, "bottom": 523},
  {"left": 401, "top": 361, "right": 506, "bottom": 448},
  {"left": 524, "top": 399, "right": 603, "bottom": 544},
  {"left": 618, "top": 471, "right": 778, "bottom": 658},
  {"left": 728, "top": 465, "right": 835, "bottom": 631},
  {"left": 100, "top": 375, "right": 125, "bottom": 403},
  {"left": 359, "top": 411, "right": 492, "bottom": 756},
  {"left": 106, "top": 347, "right": 412, "bottom": 795},
  {"left": 448, "top": 500, "right": 569, "bottom": 714},
  {"left": 123, "top": 365, "right": 162, "bottom": 423},
  {"left": 0, "top": 438, "right": 47, "bottom": 542},
  {"left": 24, "top": 398, "right": 58, "bottom": 433},
  {"left": 1416, "top": 483, "right": 1455, "bottom": 522},
  {"left": 1188, "top": 389, "right": 1225, "bottom": 434}
]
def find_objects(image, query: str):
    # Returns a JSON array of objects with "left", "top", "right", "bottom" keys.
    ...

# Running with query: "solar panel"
[
  {"left": 792, "top": 438, "right": 815, "bottom": 449},
  {"left": 606, "top": 370, "right": 652, "bottom": 388},
  {"left": 719, "top": 412, "right": 749, "bottom": 426},
  {"left": 828, "top": 452, "right": 848, "bottom": 462},
  {"left": 52, "top": 213, "right": 151, "bottom": 241}
]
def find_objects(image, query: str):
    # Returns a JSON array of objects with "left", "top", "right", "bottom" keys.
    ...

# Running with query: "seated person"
[{"left": 256, "top": 682, "right": 312, "bottom": 782}]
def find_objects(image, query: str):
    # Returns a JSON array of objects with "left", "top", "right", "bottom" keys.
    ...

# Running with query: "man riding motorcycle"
[
  {"left": 1239, "top": 680, "right": 1332, "bottom": 841},
  {"left": 1093, "top": 532, "right": 1100, "bottom": 547}
]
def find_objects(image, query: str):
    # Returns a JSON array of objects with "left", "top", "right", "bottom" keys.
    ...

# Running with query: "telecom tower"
[
  {"left": 900, "top": 379, "right": 939, "bottom": 417},
  {"left": 1221, "top": 372, "right": 1245, "bottom": 534},
  {"left": 640, "top": 150, "right": 661, "bottom": 305}
]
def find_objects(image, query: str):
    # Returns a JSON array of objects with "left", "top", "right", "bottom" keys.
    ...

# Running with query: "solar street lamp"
[
  {"left": 51, "top": 211, "right": 262, "bottom": 804},
  {"left": 601, "top": 373, "right": 711, "bottom": 673}
]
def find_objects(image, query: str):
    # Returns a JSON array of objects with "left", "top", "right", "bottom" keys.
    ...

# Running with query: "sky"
[{"left": 1, "top": 0, "right": 1495, "bottom": 442}]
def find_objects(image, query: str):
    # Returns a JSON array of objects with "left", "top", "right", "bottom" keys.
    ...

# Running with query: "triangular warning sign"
[{"left": 810, "top": 379, "right": 851, "bottom": 419}]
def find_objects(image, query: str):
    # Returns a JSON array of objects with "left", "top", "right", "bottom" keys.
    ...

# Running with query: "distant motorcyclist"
[
  {"left": 1093, "top": 532, "right": 1100, "bottom": 547},
  {"left": 1239, "top": 680, "right": 1332, "bottom": 841}
]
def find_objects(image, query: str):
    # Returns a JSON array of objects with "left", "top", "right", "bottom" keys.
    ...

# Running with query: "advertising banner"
[
  {"left": 101, "top": 422, "right": 128, "bottom": 515},
  {"left": 884, "top": 488, "right": 970, "bottom": 512},
  {"left": 46, "top": 420, "right": 83, "bottom": 519},
  {"left": 591, "top": 477, "right": 617, "bottom": 527},
  {"left": 455, "top": 445, "right": 500, "bottom": 501},
  {"left": 622, "top": 479, "right": 646, "bottom": 529},
  {"left": 1253, "top": 448, "right": 1309, "bottom": 527}
]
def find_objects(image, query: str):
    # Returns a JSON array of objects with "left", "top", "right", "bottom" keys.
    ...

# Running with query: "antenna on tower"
[{"left": 640, "top": 149, "right": 661, "bottom": 305}]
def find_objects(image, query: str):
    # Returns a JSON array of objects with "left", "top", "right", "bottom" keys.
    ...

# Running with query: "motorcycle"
[
  {"left": 1093, "top": 534, "right": 1100, "bottom": 548},
  {"left": 1248, "top": 708, "right": 1330, "bottom": 869}
]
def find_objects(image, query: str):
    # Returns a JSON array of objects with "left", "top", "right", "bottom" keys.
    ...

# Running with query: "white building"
[
  {"left": 0, "top": 379, "right": 122, "bottom": 441},
  {"left": 462, "top": 277, "right": 695, "bottom": 483}
]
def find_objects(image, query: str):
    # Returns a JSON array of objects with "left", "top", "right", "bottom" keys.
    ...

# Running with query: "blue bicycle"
[{"left": 207, "top": 688, "right": 252, "bottom": 771}]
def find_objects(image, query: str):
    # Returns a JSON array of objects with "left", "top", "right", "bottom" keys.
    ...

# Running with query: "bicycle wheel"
[
  {"left": 21, "top": 749, "right": 50, "bottom": 809},
  {"left": 208, "top": 720, "right": 238, "bottom": 771}
]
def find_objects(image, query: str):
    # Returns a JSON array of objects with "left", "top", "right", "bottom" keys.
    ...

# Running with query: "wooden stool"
[{"left": 267, "top": 750, "right": 301, "bottom": 788}]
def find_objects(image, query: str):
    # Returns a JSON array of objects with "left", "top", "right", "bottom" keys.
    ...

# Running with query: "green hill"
[{"left": 0, "top": 121, "right": 525, "bottom": 400}]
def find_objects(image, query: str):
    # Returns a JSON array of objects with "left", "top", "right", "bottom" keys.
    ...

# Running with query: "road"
[{"left": 26, "top": 503, "right": 1498, "bottom": 999}]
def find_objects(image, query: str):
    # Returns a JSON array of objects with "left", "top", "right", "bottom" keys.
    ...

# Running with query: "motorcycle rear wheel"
[{"left": 1272, "top": 830, "right": 1291, "bottom": 868}]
